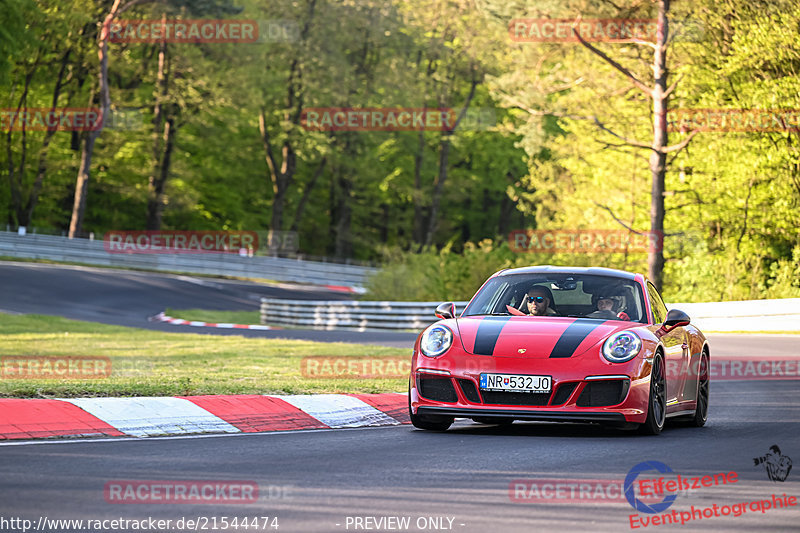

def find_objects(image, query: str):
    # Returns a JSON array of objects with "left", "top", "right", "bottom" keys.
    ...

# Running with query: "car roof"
[{"left": 494, "top": 265, "right": 639, "bottom": 281}]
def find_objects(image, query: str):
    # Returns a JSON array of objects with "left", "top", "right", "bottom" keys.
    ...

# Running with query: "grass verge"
[{"left": 0, "top": 314, "right": 408, "bottom": 398}]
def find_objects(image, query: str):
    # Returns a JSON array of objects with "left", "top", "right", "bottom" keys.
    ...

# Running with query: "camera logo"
[{"left": 753, "top": 445, "right": 793, "bottom": 482}]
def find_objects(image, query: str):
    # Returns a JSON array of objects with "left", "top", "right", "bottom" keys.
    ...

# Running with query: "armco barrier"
[
  {"left": 260, "top": 298, "right": 800, "bottom": 332},
  {"left": 0, "top": 232, "right": 375, "bottom": 288},
  {"left": 260, "top": 299, "right": 469, "bottom": 331}
]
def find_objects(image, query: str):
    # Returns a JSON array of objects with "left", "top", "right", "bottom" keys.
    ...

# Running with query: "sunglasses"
[{"left": 527, "top": 296, "right": 546, "bottom": 303}]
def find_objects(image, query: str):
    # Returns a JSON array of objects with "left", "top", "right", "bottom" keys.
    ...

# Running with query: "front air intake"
[
  {"left": 576, "top": 380, "right": 630, "bottom": 407},
  {"left": 550, "top": 382, "right": 578, "bottom": 406},
  {"left": 418, "top": 376, "right": 458, "bottom": 402},
  {"left": 458, "top": 379, "right": 481, "bottom": 403}
]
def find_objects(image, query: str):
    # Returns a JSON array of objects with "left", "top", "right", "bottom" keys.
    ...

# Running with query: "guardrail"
[
  {"left": 0, "top": 232, "right": 376, "bottom": 288},
  {"left": 260, "top": 299, "right": 469, "bottom": 331},
  {"left": 260, "top": 297, "right": 800, "bottom": 332}
]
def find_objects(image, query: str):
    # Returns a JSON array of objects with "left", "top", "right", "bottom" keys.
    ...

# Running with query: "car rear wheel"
[
  {"left": 638, "top": 354, "right": 666, "bottom": 435},
  {"left": 688, "top": 351, "right": 709, "bottom": 427},
  {"left": 409, "top": 386, "right": 453, "bottom": 431}
]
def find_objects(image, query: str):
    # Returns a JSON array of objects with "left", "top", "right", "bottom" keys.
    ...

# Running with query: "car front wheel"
[
  {"left": 409, "top": 386, "right": 453, "bottom": 431},
  {"left": 638, "top": 354, "right": 666, "bottom": 435}
]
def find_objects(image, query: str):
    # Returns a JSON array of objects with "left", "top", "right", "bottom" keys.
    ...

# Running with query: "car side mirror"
[
  {"left": 662, "top": 309, "right": 690, "bottom": 332},
  {"left": 435, "top": 302, "right": 456, "bottom": 320}
]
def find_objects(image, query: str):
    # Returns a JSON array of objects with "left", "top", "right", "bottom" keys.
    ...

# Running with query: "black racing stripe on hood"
[
  {"left": 473, "top": 316, "right": 510, "bottom": 355},
  {"left": 549, "top": 318, "right": 603, "bottom": 358}
]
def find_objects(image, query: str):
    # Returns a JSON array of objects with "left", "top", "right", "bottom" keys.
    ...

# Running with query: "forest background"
[{"left": 2, "top": 0, "right": 798, "bottom": 302}]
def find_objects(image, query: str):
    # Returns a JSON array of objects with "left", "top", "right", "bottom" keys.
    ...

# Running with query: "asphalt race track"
[
  {"left": 2, "top": 380, "right": 799, "bottom": 532},
  {"left": 1, "top": 262, "right": 799, "bottom": 532},
  {"left": 0, "top": 261, "right": 416, "bottom": 346}
]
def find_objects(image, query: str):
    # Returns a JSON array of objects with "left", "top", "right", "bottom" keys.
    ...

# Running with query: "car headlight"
[
  {"left": 420, "top": 325, "right": 453, "bottom": 357},
  {"left": 602, "top": 331, "right": 642, "bottom": 363}
]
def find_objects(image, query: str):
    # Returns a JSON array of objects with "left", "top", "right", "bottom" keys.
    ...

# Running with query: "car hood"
[{"left": 456, "top": 316, "right": 633, "bottom": 358}]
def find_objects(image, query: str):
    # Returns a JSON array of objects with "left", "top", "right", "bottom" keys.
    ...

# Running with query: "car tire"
[
  {"left": 409, "top": 386, "right": 453, "bottom": 431},
  {"left": 472, "top": 417, "right": 514, "bottom": 426},
  {"left": 687, "top": 350, "right": 709, "bottom": 427},
  {"left": 638, "top": 353, "right": 666, "bottom": 435}
]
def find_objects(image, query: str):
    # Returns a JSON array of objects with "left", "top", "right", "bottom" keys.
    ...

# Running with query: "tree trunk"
[
  {"left": 422, "top": 77, "right": 479, "bottom": 248},
  {"left": 68, "top": 0, "right": 155, "bottom": 238},
  {"left": 572, "top": 0, "right": 696, "bottom": 291},
  {"left": 6, "top": 64, "right": 37, "bottom": 227},
  {"left": 412, "top": 130, "right": 425, "bottom": 244},
  {"left": 68, "top": 4, "right": 114, "bottom": 237},
  {"left": 333, "top": 136, "right": 354, "bottom": 258},
  {"left": 290, "top": 157, "right": 327, "bottom": 233},
  {"left": 146, "top": 118, "right": 176, "bottom": 230},
  {"left": 24, "top": 50, "right": 72, "bottom": 226},
  {"left": 648, "top": 0, "right": 670, "bottom": 291},
  {"left": 260, "top": 0, "right": 316, "bottom": 232},
  {"left": 69, "top": 135, "right": 96, "bottom": 237},
  {"left": 333, "top": 171, "right": 352, "bottom": 258},
  {"left": 422, "top": 138, "right": 450, "bottom": 248},
  {"left": 146, "top": 29, "right": 170, "bottom": 230}
]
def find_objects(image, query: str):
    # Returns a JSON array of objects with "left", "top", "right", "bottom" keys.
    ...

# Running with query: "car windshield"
[{"left": 463, "top": 273, "right": 647, "bottom": 323}]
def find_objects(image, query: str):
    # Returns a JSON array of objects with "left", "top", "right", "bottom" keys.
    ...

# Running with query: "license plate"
[{"left": 479, "top": 373, "right": 552, "bottom": 393}]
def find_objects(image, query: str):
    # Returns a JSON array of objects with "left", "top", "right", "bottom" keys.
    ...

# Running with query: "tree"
[
  {"left": 68, "top": 0, "right": 156, "bottom": 238},
  {"left": 571, "top": 0, "right": 696, "bottom": 290}
]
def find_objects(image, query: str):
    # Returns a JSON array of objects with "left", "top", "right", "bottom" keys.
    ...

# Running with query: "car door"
[{"left": 646, "top": 282, "right": 688, "bottom": 406}]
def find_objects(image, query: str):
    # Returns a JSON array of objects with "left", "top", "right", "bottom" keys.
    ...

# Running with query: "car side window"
[{"left": 646, "top": 282, "right": 668, "bottom": 324}]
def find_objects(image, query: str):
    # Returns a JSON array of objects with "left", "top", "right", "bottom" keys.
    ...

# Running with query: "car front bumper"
[{"left": 410, "top": 350, "right": 652, "bottom": 424}]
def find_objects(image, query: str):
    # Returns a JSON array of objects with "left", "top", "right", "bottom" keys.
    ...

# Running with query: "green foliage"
[
  {"left": 477, "top": 0, "right": 800, "bottom": 302},
  {"left": 365, "top": 240, "right": 515, "bottom": 301},
  {"left": 1, "top": 0, "right": 798, "bottom": 302},
  {"left": 365, "top": 238, "right": 656, "bottom": 301},
  {"left": 367, "top": 241, "right": 800, "bottom": 304},
  {"left": 0, "top": 0, "right": 38, "bottom": 82}
]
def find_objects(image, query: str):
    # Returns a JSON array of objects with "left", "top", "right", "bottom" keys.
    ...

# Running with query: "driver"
[
  {"left": 587, "top": 293, "right": 619, "bottom": 319},
  {"left": 525, "top": 286, "right": 557, "bottom": 316}
]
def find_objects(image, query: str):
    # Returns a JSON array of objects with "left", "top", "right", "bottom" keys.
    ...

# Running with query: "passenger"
[{"left": 525, "top": 286, "right": 557, "bottom": 316}]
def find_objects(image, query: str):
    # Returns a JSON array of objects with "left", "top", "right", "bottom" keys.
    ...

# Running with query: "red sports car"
[{"left": 408, "top": 266, "right": 709, "bottom": 435}]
